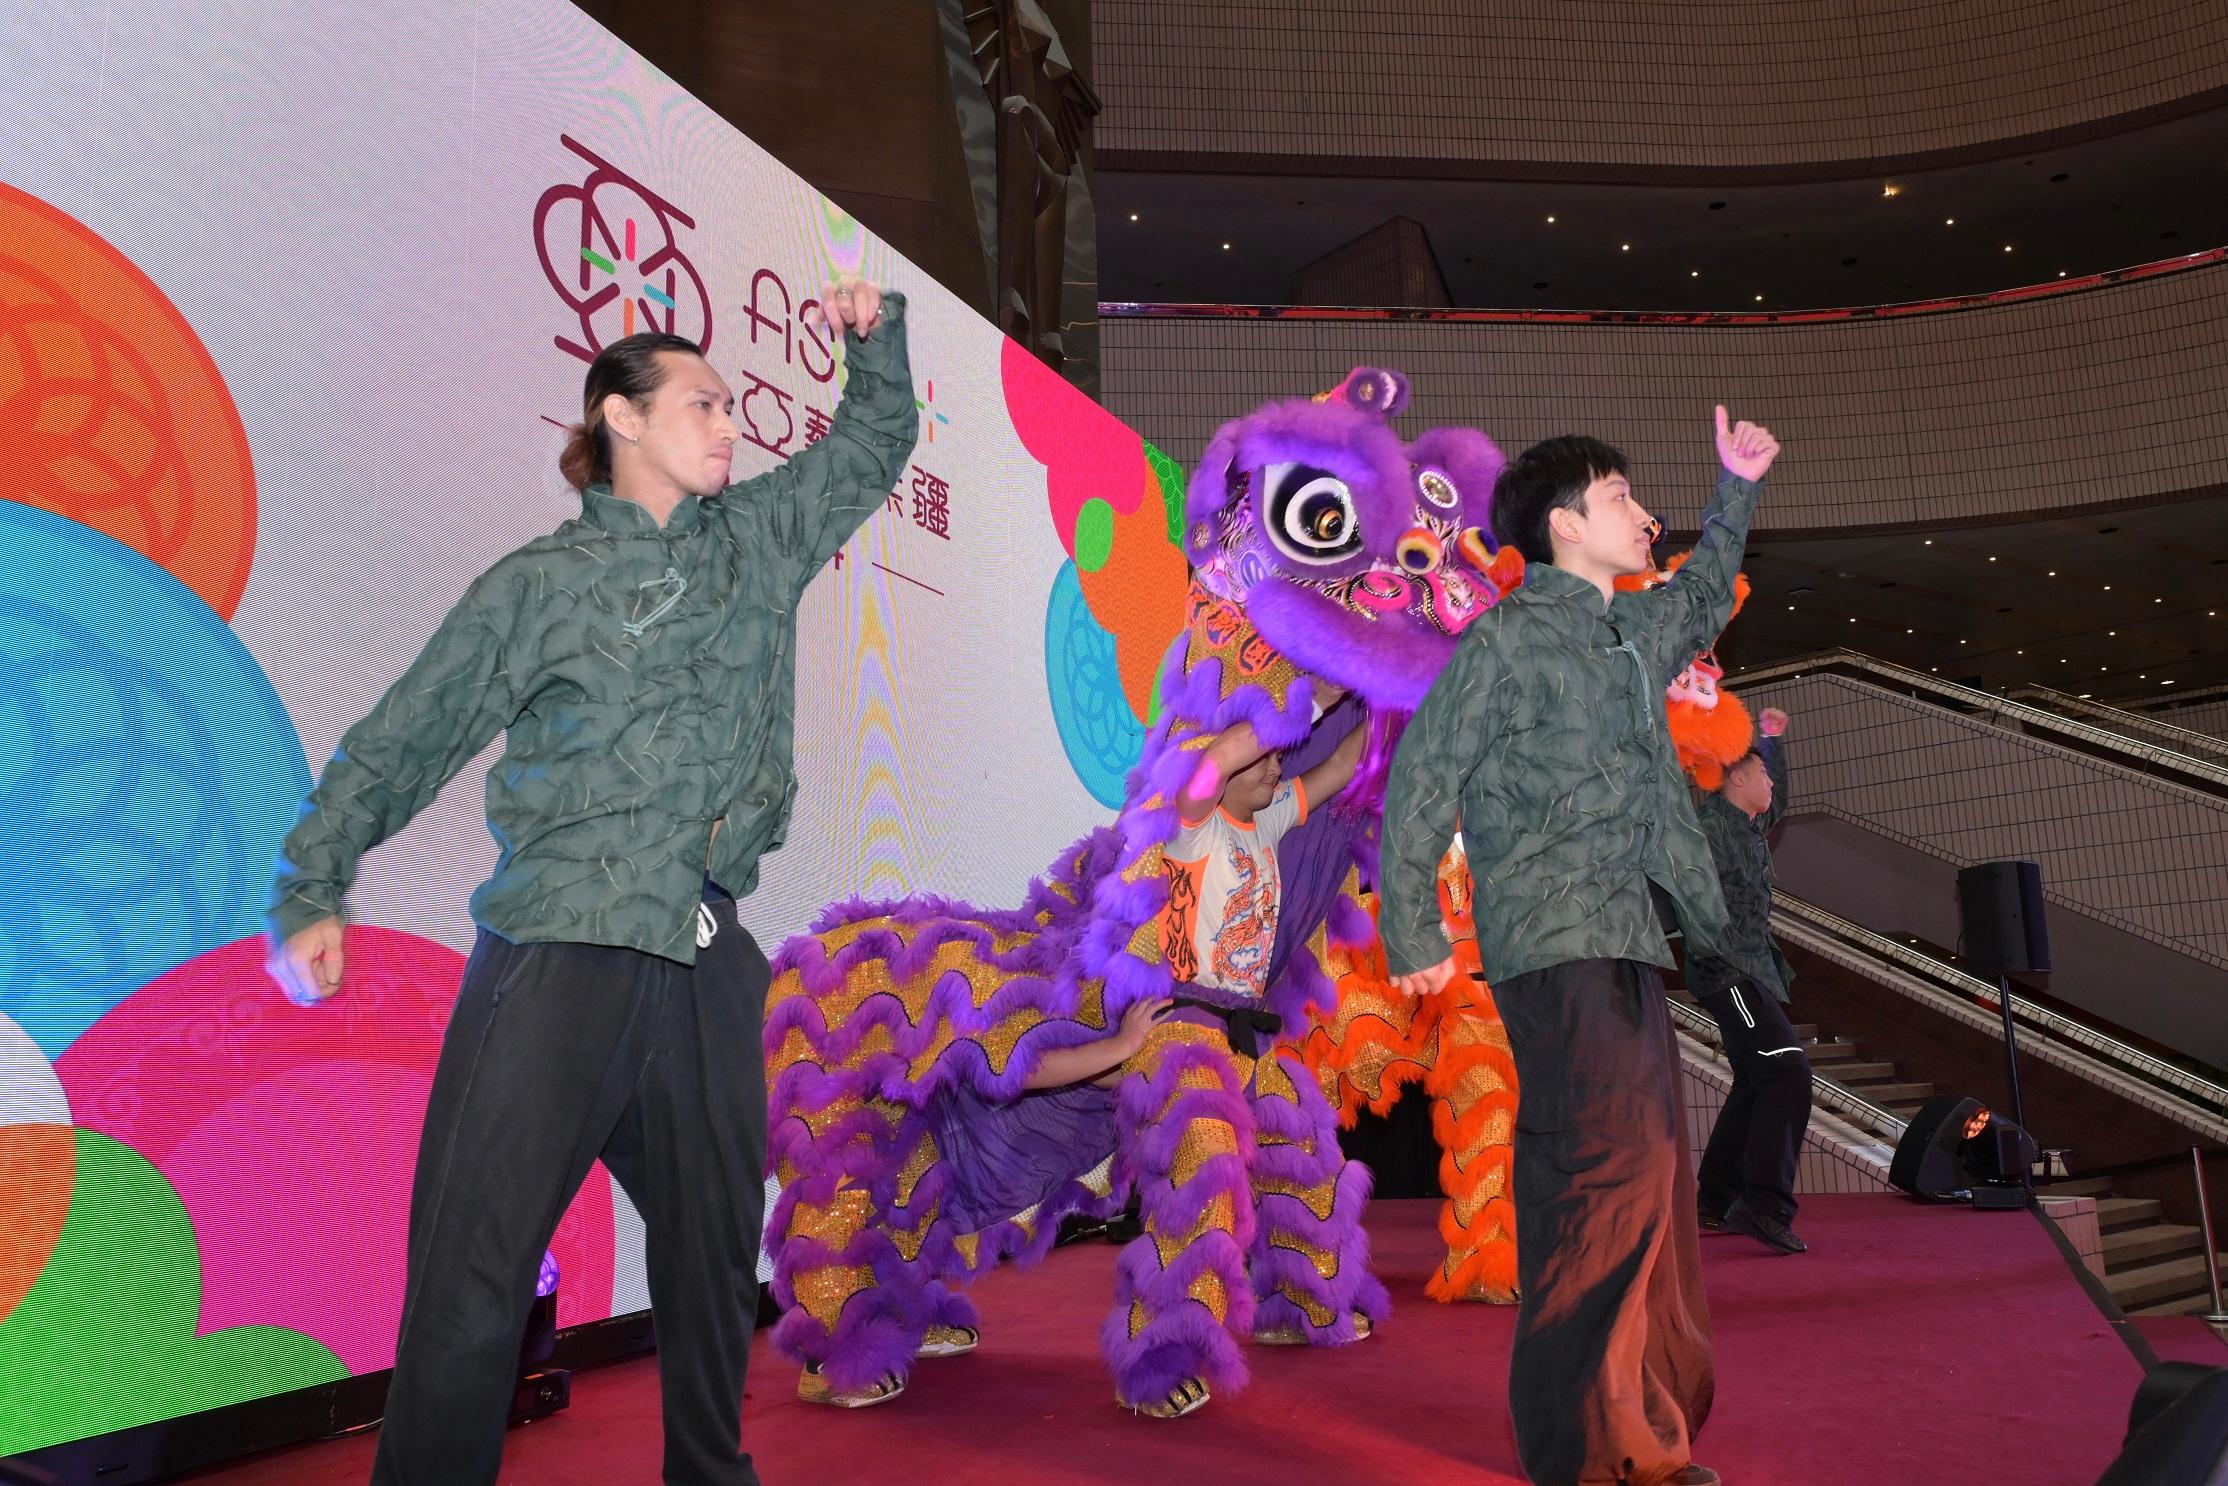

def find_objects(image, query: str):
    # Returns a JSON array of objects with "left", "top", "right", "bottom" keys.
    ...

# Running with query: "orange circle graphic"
[
  {"left": 0, "top": 181, "right": 256, "bottom": 618},
  {"left": 0, "top": 1122, "right": 75, "bottom": 1325}
]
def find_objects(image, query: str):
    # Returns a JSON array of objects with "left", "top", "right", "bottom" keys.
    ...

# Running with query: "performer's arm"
[
  {"left": 1297, "top": 716, "right": 1369, "bottom": 807},
  {"left": 267, "top": 574, "right": 522, "bottom": 999},
  {"left": 1023, "top": 997, "right": 1174, "bottom": 1089},
  {"left": 1647, "top": 406, "right": 1777, "bottom": 677},
  {"left": 1379, "top": 626, "right": 1498, "bottom": 987},
  {"left": 1757, "top": 708, "right": 1791, "bottom": 832},
  {"left": 1177, "top": 721, "right": 1270, "bottom": 823},
  {"left": 718, "top": 282, "right": 919, "bottom": 594}
]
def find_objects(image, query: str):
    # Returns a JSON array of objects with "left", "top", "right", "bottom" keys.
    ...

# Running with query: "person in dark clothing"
[
  {"left": 1383, "top": 406, "right": 1782, "bottom": 1486},
  {"left": 1688, "top": 709, "right": 1813, "bottom": 1255},
  {"left": 265, "top": 278, "right": 917, "bottom": 1486}
]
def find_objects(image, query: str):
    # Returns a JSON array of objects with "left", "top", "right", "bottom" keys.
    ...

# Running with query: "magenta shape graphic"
[{"left": 54, "top": 930, "right": 616, "bottom": 1374}]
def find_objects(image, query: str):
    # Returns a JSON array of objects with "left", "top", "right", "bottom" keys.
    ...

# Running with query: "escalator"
[{"left": 1726, "top": 650, "right": 2228, "bottom": 1073}]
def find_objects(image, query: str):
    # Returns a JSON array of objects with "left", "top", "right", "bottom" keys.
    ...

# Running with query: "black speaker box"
[{"left": 1957, "top": 860, "right": 2051, "bottom": 975}]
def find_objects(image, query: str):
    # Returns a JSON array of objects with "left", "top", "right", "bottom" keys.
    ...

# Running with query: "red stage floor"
[{"left": 188, "top": 1195, "right": 2222, "bottom": 1486}]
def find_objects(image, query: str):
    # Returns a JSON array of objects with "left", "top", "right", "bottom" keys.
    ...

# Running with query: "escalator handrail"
[
  {"left": 2003, "top": 683, "right": 2228, "bottom": 764},
  {"left": 1772, "top": 890, "right": 2228, "bottom": 1122},
  {"left": 1731, "top": 650, "right": 2228, "bottom": 793}
]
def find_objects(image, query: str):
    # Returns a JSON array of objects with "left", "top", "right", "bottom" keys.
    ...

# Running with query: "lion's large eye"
[{"left": 1262, "top": 462, "right": 1363, "bottom": 565}]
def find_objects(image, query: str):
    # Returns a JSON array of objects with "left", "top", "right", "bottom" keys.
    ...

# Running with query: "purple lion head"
[{"left": 1182, "top": 367, "right": 1519, "bottom": 714}]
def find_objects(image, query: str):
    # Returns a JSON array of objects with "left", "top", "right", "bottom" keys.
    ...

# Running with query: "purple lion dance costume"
[{"left": 762, "top": 367, "right": 1523, "bottom": 1414}]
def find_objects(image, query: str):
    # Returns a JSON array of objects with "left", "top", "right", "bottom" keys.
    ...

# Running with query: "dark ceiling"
[
  {"left": 1095, "top": 108, "right": 2228, "bottom": 313},
  {"left": 1097, "top": 98, "right": 2228, "bottom": 702},
  {"left": 1713, "top": 494, "right": 2228, "bottom": 697}
]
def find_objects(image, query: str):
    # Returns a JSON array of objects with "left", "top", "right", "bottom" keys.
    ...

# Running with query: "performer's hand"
[
  {"left": 1392, "top": 956, "right": 1459, "bottom": 999},
  {"left": 808, "top": 274, "right": 886, "bottom": 341},
  {"left": 1758, "top": 707, "right": 1790, "bottom": 738},
  {"left": 268, "top": 917, "right": 345, "bottom": 1006},
  {"left": 1714, "top": 405, "right": 1780, "bottom": 482},
  {"left": 1114, "top": 997, "right": 1174, "bottom": 1056}
]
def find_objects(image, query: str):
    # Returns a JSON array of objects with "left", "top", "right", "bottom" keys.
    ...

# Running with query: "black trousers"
[
  {"left": 1693, "top": 983, "right": 1811, "bottom": 1226},
  {"left": 372, "top": 887, "right": 769, "bottom": 1486},
  {"left": 1495, "top": 958, "right": 1714, "bottom": 1486}
]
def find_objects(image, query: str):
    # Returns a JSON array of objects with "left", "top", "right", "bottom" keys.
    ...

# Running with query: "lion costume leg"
[
  {"left": 1422, "top": 975, "right": 1522, "bottom": 1304},
  {"left": 1103, "top": 1020, "right": 1257, "bottom": 1408},
  {"left": 1248, "top": 1045, "right": 1391, "bottom": 1343},
  {"left": 768, "top": 1096, "right": 979, "bottom": 1394}
]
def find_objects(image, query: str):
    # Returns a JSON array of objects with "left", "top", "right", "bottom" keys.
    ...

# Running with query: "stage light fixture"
[{"left": 1889, "top": 1095, "right": 2036, "bottom": 1206}]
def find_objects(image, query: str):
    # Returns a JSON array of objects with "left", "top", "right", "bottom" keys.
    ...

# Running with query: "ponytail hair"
[{"left": 558, "top": 331, "right": 706, "bottom": 491}]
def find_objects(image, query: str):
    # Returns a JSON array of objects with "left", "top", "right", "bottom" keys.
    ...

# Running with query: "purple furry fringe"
[
  {"left": 1249, "top": 1070, "right": 1392, "bottom": 1344},
  {"left": 1340, "top": 707, "right": 1408, "bottom": 821},
  {"left": 1103, "top": 1034, "right": 1259, "bottom": 1403}
]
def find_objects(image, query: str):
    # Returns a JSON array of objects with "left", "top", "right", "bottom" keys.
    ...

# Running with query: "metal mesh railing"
[{"left": 1729, "top": 663, "right": 2228, "bottom": 971}]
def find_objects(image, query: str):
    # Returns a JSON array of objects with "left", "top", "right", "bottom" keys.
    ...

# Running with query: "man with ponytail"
[{"left": 267, "top": 277, "right": 915, "bottom": 1486}]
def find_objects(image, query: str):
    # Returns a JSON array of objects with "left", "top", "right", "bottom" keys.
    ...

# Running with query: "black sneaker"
[{"left": 1724, "top": 1197, "right": 1807, "bottom": 1255}]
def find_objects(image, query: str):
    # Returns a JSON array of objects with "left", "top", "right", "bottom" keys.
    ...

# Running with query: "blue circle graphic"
[
  {"left": 1043, "top": 561, "right": 1145, "bottom": 810},
  {"left": 0, "top": 504, "right": 309, "bottom": 1055}
]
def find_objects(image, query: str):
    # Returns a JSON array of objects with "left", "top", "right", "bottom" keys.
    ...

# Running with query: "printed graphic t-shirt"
[{"left": 1159, "top": 780, "right": 1309, "bottom": 999}]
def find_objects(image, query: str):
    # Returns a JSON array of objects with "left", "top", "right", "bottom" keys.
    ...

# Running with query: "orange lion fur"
[{"left": 1298, "top": 850, "right": 1521, "bottom": 1303}]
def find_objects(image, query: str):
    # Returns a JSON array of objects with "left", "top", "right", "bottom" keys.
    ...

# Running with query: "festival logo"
[{"left": 534, "top": 135, "right": 713, "bottom": 361}]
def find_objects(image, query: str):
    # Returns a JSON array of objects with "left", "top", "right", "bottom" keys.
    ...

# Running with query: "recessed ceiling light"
[
  {"left": 2164, "top": 679, "right": 2176, "bottom": 686},
  {"left": 1906, "top": 628, "right": 1914, "bottom": 633},
  {"left": 2058, "top": 271, "right": 2067, "bottom": 278},
  {"left": 1755, "top": 295, "right": 1764, "bottom": 302},
  {"left": 1849, "top": 617, "right": 1857, "bottom": 624},
  {"left": 2048, "top": 570, "right": 2057, "bottom": 576},
  {"left": 1128, "top": 212, "right": 1139, "bottom": 222},
  {"left": 1222, "top": 242, "right": 1232, "bottom": 250},
  {"left": 2109, "top": 631, "right": 2117, "bottom": 636},
  {"left": 1988, "top": 555, "right": 1997, "bottom": 562},
  {"left": 1547, "top": 215, "right": 1557, "bottom": 223},
  {"left": 1960, "top": 638, "right": 1967, "bottom": 643},
  {"left": 1690, "top": 270, "right": 1701, "bottom": 278},
  {"left": 2016, "top": 649, "right": 2024, "bottom": 655},
  {"left": 2104, "top": 585, "right": 2112, "bottom": 590},
  {"left": 2155, "top": 597, "right": 2164, "bottom": 603},
  {"left": 1945, "top": 218, "right": 1956, "bottom": 226},
  {"left": 1621, "top": 243, "right": 1631, "bottom": 251},
  {"left": 1883, "top": 183, "right": 1901, "bottom": 197},
  {"left": 2003, "top": 244, "right": 2014, "bottom": 253},
  {"left": 1924, "top": 539, "right": 1933, "bottom": 545},
  {"left": 1786, "top": 605, "right": 1794, "bottom": 611}
]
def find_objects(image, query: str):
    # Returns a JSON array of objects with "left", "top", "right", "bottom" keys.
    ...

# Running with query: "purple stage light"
[{"left": 537, "top": 1251, "right": 560, "bottom": 1298}]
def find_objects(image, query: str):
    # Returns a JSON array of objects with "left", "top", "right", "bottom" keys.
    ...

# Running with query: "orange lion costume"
[{"left": 1297, "top": 549, "right": 1753, "bottom": 1306}]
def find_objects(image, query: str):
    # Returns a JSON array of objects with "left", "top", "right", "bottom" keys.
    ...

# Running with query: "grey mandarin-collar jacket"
[
  {"left": 1380, "top": 474, "right": 1764, "bottom": 985},
  {"left": 272, "top": 298, "right": 919, "bottom": 963}
]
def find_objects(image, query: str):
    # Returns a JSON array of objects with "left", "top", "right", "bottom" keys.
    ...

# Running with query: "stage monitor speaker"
[{"left": 1957, "top": 860, "right": 2051, "bottom": 975}]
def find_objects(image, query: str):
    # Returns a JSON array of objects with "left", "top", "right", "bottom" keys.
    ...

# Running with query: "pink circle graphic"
[{"left": 54, "top": 931, "right": 616, "bottom": 1373}]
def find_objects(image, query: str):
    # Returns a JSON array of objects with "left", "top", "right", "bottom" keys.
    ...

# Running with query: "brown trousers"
[{"left": 1495, "top": 957, "right": 1715, "bottom": 1486}]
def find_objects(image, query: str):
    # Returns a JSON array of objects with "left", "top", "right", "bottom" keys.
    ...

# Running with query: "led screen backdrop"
[{"left": 0, "top": 0, "right": 1188, "bottom": 1454}]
